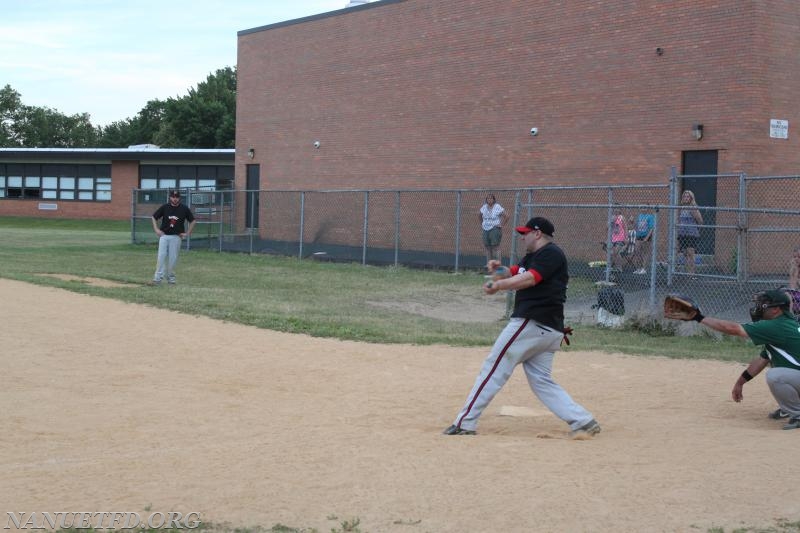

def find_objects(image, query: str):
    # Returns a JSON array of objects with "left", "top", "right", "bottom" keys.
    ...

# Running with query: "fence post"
[
  {"left": 394, "top": 191, "right": 400, "bottom": 267},
  {"left": 185, "top": 190, "right": 193, "bottom": 251},
  {"left": 299, "top": 191, "right": 305, "bottom": 259},
  {"left": 247, "top": 190, "right": 253, "bottom": 254},
  {"left": 218, "top": 190, "right": 223, "bottom": 252},
  {"left": 505, "top": 190, "right": 522, "bottom": 318},
  {"left": 604, "top": 189, "right": 614, "bottom": 282},
  {"left": 455, "top": 190, "right": 462, "bottom": 272},
  {"left": 362, "top": 191, "right": 369, "bottom": 265},
  {"left": 666, "top": 167, "right": 678, "bottom": 286},
  {"left": 130, "top": 188, "right": 136, "bottom": 244},
  {"left": 526, "top": 189, "right": 533, "bottom": 221},
  {"left": 648, "top": 209, "right": 659, "bottom": 309},
  {"left": 737, "top": 172, "right": 747, "bottom": 281},
  {"left": 510, "top": 193, "right": 521, "bottom": 266}
]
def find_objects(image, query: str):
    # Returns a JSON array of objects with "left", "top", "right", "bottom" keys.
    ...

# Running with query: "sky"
[{"left": 1, "top": 0, "right": 373, "bottom": 127}]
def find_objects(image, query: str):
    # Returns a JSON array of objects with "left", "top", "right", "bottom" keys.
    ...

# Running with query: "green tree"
[
  {"left": 154, "top": 66, "right": 236, "bottom": 148},
  {"left": 0, "top": 84, "right": 24, "bottom": 146},
  {"left": 3, "top": 66, "right": 237, "bottom": 149},
  {"left": 1, "top": 84, "right": 100, "bottom": 147},
  {"left": 16, "top": 106, "right": 100, "bottom": 147},
  {"left": 98, "top": 99, "right": 167, "bottom": 148}
]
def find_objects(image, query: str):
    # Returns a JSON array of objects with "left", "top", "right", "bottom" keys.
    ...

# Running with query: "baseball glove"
[
  {"left": 561, "top": 326, "right": 574, "bottom": 346},
  {"left": 663, "top": 294, "right": 701, "bottom": 321}
]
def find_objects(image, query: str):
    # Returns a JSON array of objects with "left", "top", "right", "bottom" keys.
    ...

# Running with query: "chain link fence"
[{"left": 132, "top": 173, "right": 800, "bottom": 324}]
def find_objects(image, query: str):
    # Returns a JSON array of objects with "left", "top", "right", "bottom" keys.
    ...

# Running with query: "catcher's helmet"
[{"left": 749, "top": 289, "right": 791, "bottom": 322}]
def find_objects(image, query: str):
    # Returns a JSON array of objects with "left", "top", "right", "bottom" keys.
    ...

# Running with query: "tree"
[
  {"left": 98, "top": 99, "right": 167, "bottom": 148},
  {"left": 0, "top": 84, "right": 24, "bottom": 146},
  {"left": 1, "top": 84, "right": 100, "bottom": 147},
  {"left": 15, "top": 107, "right": 100, "bottom": 147},
  {"left": 154, "top": 67, "right": 236, "bottom": 148},
  {"left": 2, "top": 66, "right": 237, "bottom": 148}
]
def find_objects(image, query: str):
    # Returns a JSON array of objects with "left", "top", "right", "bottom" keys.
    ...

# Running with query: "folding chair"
[{"left": 601, "top": 230, "right": 637, "bottom": 271}]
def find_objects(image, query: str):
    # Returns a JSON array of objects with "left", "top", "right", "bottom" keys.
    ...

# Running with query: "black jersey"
[
  {"left": 153, "top": 203, "right": 195, "bottom": 235},
  {"left": 511, "top": 242, "right": 568, "bottom": 330}
]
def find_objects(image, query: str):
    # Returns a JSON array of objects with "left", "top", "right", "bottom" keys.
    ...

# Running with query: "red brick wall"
[
  {"left": 0, "top": 160, "right": 139, "bottom": 221},
  {"left": 236, "top": 0, "right": 800, "bottom": 191}
]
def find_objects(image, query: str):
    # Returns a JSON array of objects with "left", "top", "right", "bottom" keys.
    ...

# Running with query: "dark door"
[
  {"left": 245, "top": 164, "right": 260, "bottom": 229},
  {"left": 681, "top": 150, "right": 717, "bottom": 254}
]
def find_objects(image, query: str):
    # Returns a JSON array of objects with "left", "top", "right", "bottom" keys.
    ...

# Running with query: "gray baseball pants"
[
  {"left": 153, "top": 235, "right": 182, "bottom": 284},
  {"left": 452, "top": 317, "right": 595, "bottom": 432},
  {"left": 766, "top": 367, "right": 800, "bottom": 418}
]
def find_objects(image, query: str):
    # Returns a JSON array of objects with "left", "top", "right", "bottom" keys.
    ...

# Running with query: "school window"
[
  {"left": 7, "top": 175, "right": 22, "bottom": 198},
  {"left": 138, "top": 165, "right": 234, "bottom": 201},
  {"left": 0, "top": 163, "right": 112, "bottom": 201}
]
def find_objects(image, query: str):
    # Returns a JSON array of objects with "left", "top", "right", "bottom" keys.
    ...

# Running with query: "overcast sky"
[{"left": 1, "top": 0, "right": 373, "bottom": 127}]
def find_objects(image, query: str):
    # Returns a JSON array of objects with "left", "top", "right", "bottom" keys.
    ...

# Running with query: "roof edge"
[{"left": 238, "top": 0, "right": 404, "bottom": 36}]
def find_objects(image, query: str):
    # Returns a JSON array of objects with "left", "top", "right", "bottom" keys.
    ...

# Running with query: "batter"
[{"left": 443, "top": 216, "right": 601, "bottom": 438}]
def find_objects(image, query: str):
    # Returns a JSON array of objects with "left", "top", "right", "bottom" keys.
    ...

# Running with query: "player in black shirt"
[
  {"left": 444, "top": 217, "right": 600, "bottom": 439},
  {"left": 149, "top": 190, "right": 196, "bottom": 286}
]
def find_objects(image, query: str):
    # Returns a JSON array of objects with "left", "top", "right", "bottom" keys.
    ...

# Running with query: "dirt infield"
[{"left": 3, "top": 278, "right": 800, "bottom": 533}]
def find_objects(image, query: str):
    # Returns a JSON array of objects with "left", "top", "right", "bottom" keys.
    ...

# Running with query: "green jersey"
[{"left": 743, "top": 313, "right": 800, "bottom": 370}]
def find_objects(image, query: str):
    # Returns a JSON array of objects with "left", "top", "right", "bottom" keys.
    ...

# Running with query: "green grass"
[
  {"left": 0, "top": 216, "right": 756, "bottom": 360},
  {"left": 49, "top": 517, "right": 800, "bottom": 533}
]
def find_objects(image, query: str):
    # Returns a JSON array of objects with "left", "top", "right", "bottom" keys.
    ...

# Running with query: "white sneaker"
[{"left": 633, "top": 268, "right": 646, "bottom": 275}]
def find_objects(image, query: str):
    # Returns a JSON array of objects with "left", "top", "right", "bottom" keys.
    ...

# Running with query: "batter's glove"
[
  {"left": 489, "top": 265, "right": 510, "bottom": 281},
  {"left": 561, "top": 326, "right": 574, "bottom": 346},
  {"left": 663, "top": 294, "right": 704, "bottom": 322}
]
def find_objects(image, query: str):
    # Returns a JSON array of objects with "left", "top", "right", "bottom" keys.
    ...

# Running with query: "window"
[
  {"left": 7, "top": 175, "right": 22, "bottom": 198},
  {"left": 96, "top": 178, "right": 111, "bottom": 201},
  {"left": 139, "top": 165, "right": 235, "bottom": 193},
  {"left": 42, "top": 176, "right": 58, "bottom": 199},
  {"left": 0, "top": 163, "right": 112, "bottom": 201},
  {"left": 24, "top": 166, "right": 41, "bottom": 198},
  {"left": 42, "top": 173, "right": 58, "bottom": 200}
]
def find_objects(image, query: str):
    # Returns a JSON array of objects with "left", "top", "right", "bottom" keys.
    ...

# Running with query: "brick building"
[
  {"left": 236, "top": 0, "right": 799, "bottom": 192},
  {"left": 0, "top": 147, "right": 234, "bottom": 220}
]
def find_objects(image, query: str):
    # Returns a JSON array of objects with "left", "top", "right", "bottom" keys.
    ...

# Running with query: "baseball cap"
[
  {"left": 761, "top": 289, "right": 791, "bottom": 308},
  {"left": 169, "top": 190, "right": 181, "bottom": 197},
  {"left": 515, "top": 216, "right": 555, "bottom": 237}
]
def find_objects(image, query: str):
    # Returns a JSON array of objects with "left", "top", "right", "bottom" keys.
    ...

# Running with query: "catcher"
[{"left": 664, "top": 290, "right": 800, "bottom": 430}]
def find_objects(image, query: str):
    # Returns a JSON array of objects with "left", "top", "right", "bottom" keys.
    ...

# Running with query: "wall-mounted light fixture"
[
  {"left": 247, "top": 147, "right": 255, "bottom": 159},
  {"left": 655, "top": 47, "right": 664, "bottom": 56},
  {"left": 313, "top": 140, "right": 321, "bottom": 149},
  {"left": 692, "top": 123, "right": 704, "bottom": 141}
]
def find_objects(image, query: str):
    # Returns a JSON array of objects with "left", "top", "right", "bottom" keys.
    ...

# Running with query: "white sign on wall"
[{"left": 770, "top": 119, "right": 789, "bottom": 139}]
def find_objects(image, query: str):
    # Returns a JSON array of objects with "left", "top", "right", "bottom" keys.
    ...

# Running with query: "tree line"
[{"left": 0, "top": 67, "right": 236, "bottom": 149}]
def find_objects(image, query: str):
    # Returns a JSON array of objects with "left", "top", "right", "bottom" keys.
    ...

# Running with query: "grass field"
[{"left": 0, "top": 216, "right": 755, "bottom": 361}]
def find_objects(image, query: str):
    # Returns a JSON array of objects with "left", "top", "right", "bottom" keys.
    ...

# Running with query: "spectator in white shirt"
[{"left": 479, "top": 194, "right": 509, "bottom": 262}]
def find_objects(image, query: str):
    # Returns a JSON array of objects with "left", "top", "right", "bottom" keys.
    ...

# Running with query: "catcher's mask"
[{"left": 749, "top": 290, "right": 791, "bottom": 322}]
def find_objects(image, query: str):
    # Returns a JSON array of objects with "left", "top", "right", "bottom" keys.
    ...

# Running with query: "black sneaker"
[
  {"left": 768, "top": 408, "right": 789, "bottom": 420},
  {"left": 442, "top": 424, "right": 476, "bottom": 435},
  {"left": 782, "top": 417, "right": 800, "bottom": 430}
]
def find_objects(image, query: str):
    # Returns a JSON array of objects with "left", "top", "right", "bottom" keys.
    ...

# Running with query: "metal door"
[
  {"left": 681, "top": 150, "right": 718, "bottom": 254},
  {"left": 245, "top": 164, "right": 260, "bottom": 229}
]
